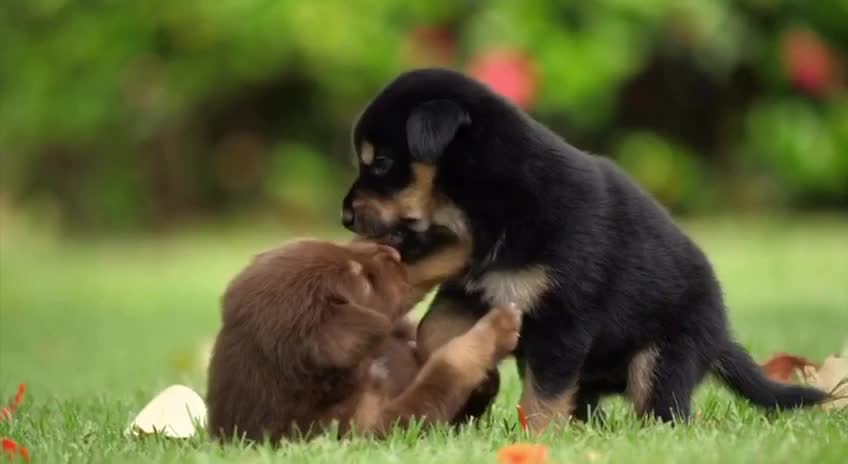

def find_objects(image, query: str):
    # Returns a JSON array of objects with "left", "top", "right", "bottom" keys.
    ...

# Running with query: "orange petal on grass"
[
  {"left": 516, "top": 405, "right": 528, "bottom": 432},
  {"left": 497, "top": 443, "right": 549, "bottom": 464}
]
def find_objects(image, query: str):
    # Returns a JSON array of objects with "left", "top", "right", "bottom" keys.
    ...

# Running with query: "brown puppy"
[{"left": 206, "top": 239, "right": 520, "bottom": 442}]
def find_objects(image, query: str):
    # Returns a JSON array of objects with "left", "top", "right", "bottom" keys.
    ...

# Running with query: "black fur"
[{"left": 344, "top": 68, "right": 828, "bottom": 422}]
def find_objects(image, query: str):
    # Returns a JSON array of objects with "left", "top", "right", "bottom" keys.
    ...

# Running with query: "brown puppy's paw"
[{"left": 475, "top": 303, "right": 522, "bottom": 361}]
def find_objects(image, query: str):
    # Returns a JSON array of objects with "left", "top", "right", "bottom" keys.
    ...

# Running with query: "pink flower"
[
  {"left": 468, "top": 49, "right": 539, "bottom": 110},
  {"left": 781, "top": 28, "right": 838, "bottom": 97}
]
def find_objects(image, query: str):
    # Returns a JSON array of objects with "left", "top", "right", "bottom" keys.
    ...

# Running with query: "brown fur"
[{"left": 206, "top": 239, "right": 520, "bottom": 443}]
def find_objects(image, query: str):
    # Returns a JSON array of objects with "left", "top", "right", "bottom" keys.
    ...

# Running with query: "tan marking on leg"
[
  {"left": 519, "top": 369, "right": 577, "bottom": 432},
  {"left": 360, "top": 141, "right": 375, "bottom": 165},
  {"left": 466, "top": 265, "right": 554, "bottom": 312},
  {"left": 416, "top": 299, "right": 478, "bottom": 361},
  {"left": 432, "top": 304, "right": 521, "bottom": 386},
  {"left": 627, "top": 346, "right": 659, "bottom": 415}
]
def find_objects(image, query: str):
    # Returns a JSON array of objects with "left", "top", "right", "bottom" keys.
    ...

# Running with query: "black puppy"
[{"left": 341, "top": 68, "right": 828, "bottom": 429}]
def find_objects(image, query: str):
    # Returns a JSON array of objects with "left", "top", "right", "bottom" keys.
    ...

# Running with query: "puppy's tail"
[{"left": 712, "top": 342, "right": 828, "bottom": 409}]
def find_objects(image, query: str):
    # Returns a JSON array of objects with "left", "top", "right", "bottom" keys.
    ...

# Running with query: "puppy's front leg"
[
  {"left": 517, "top": 322, "right": 592, "bottom": 432},
  {"left": 417, "top": 284, "right": 501, "bottom": 423},
  {"left": 357, "top": 305, "right": 521, "bottom": 437}
]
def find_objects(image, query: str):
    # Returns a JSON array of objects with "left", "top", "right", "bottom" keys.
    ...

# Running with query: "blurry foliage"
[
  {"left": 745, "top": 98, "right": 848, "bottom": 203},
  {"left": 0, "top": 0, "right": 846, "bottom": 232},
  {"left": 614, "top": 132, "right": 711, "bottom": 214}
]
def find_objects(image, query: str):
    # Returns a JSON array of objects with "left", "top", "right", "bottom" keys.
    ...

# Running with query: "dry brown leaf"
[
  {"left": 801, "top": 355, "right": 848, "bottom": 410},
  {"left": 761, "top": 352, "right": 819, "bottom": 383}
]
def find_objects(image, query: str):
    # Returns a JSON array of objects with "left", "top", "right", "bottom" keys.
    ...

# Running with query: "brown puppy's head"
[
  {"left": 222, "top": 240, "right": 411, "bottom": 361},
  {"left": 341, "top": 69, "right": 477, "bottom": 250}
]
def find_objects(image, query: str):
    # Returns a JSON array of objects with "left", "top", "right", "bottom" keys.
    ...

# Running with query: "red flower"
[
  {"left": 0, "top": 384, "right": 26, "bottom": 423},
  {"left": 468, "top": 48, "right": 539, "bottom": 110},
  {"left": 2, "top": 438, "right": 30, "bottom": 462},
  {"left": 781, "top": 28, "right": 838, "bottom": 97},
  {"left": 407, "top": 25, "right": 458, "bottom": 66}
]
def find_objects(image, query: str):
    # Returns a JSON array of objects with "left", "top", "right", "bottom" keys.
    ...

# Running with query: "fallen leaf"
[
  {"left": 128, "top": 385, "right": 207, "bottom": 438},
  {"left": 497, "top": 443, "right": 549, "bottom": 464},
  {"left": 801, "top": 355, "right": 848, "bottom": 410},
  {"left": 761, "top": 353, "right": 818, "bottom": 383}
]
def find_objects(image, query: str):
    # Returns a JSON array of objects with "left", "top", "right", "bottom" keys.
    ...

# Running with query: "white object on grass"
[{"left": 129, "top": 384, "right": 207, "bottom": 438}]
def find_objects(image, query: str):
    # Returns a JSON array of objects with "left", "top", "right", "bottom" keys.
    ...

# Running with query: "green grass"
[{"left": 1, "top": 214, "right": 847, "bottom": 463}]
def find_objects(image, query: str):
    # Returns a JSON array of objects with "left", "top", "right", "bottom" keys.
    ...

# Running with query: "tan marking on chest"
[{"left": 466, "top": 266, "right": 553, "bottom": 312}]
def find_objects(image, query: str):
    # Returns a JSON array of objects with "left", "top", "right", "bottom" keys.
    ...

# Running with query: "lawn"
[{"left": 1, "top": 214, "right": 847, "bottom": 463}]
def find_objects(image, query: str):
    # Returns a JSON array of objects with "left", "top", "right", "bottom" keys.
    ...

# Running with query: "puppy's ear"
[
  {"left": 406, "top": 99, "right": 470, "bottom": 163},
  {"left": 311, "top": 295, "right": 393, "bottom": 368}
]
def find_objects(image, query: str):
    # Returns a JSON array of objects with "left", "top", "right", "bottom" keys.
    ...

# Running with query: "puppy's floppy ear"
[
  {"left": 406, "top": 99, "right": 470, "bottom": 163},
  {"left": 311, "top": 294, "right": 393, "bottom": 368}
]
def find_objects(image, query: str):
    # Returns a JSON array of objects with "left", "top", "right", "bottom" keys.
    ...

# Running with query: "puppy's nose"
[{"left": 341, "top": 208, "right": 354, "bottom": 229}]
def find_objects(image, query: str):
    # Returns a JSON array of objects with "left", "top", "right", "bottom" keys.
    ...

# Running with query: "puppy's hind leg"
[
  {"left": 629, "top": 341, "right": 709, "bottom": 423},
  {"left": 572, "top": 386, "right": 603, "bottom": 423},
  {"left": 517, "top": 316, "right": 593, "bottom": 432}
]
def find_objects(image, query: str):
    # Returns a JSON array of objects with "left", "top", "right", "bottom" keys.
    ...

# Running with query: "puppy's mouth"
[
  {"left": 371, "top": 229, "right": 405, "bottom": 249},
  {"left": 367, "top": 225, "right": 460, "bottom": 264}
]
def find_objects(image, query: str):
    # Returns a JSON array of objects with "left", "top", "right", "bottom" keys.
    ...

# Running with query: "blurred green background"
[{"left": 1, "top": 0, "right": 846, "bottom": 233}]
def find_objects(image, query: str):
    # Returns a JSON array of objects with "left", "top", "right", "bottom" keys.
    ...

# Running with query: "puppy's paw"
[{"left": 478, "top": 303, "right": 522, "bottom": 360}]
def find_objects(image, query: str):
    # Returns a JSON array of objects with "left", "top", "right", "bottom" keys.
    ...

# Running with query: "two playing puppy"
[
  {"left": 207, "top": 239, "right": 519, "bottom": 442},
  {"left": 207, "top": 68, "right": 828, "bottom": 442}
]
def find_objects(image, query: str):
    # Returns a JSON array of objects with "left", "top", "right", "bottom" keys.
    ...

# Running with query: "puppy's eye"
[{"left": 371, "top": 155, "right": 393, "bottom": 176}]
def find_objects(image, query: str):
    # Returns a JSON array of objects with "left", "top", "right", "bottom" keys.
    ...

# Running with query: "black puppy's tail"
[{"left": 712, "top": 342, "right": 828, "bottom": 409}]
